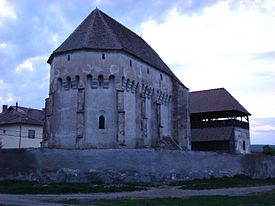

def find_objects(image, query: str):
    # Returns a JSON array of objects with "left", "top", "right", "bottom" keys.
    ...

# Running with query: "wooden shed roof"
[{"left": 190, "top": 88, "right": 251, "bottom": 118}]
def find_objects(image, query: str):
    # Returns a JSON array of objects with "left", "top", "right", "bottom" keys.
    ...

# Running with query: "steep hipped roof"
[
  {"left": 0, "top": 106, "right": 44, "bottom": 126},
  {"left": 48, "top": 8, "right": 183, "bottom": 85},
  {"left": 190, "top": 88, "right": 251, "bottom": 117}
]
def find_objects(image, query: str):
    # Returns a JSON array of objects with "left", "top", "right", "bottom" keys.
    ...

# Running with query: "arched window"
[
  {"left": 66, "top": 76, "right": 71, "bottom": 89},
  {"left": 76, "top": 75, "right": 80, "bottom": 88},
  {"left": 99, "top": 115, "right": 105, "bottom": 129},
  {"left": 57, "top": 78, "right": 62, "bottom": 91}
]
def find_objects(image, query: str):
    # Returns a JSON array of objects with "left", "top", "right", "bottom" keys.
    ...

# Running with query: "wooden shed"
[{"left": 190, "top": 88, "right": 251, "bottom": 154}]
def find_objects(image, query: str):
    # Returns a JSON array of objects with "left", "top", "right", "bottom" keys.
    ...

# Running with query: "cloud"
[
  {"left": 0, "top": 79, "right": 9, "bottom": 90},
  {"left": 0, "top": 92, "right": 15, "bottom": 103},
  {"left": 0, "top": 79, "right": 16, "bottom": 107},
  {"left": 0, "top": 42, "right": 7, "bottom": 48},
  {"left": 15, "top": 56, "right": 47, "bottom": 73},
  {"left": 15, "top": 59, "right": 34, "bottom": 73},
  {"left": 250, "top": 117, "right": 275, "bottom": 144},
  {"left": 137, "top": 0, "right": 275, "bottom": 118},
  {"left": 0, "top": 0, "right": 16, "bottom": 24},
  {"left": 0, "top": 0, "right": 274, "bottom": 143},
  {"left": 0, "top": 79, "right": 4, "bottom": 88},
  {"left": 138, "top": 1, "right": 275, "bottom": 65},
  {"left": 252, "top": 125, "right": 275, "bottom": 132}
]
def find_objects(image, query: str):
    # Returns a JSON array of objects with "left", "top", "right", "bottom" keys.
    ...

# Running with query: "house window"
[
  {"left": 99, "top": 115, "right": 105, "bottom": 129},
  {"left": 102, "top": 53, "right": 105, "bottom": 59},
  {"left": 160, "top": 73, "right": 163, "bottom": 80},
  {"left": 242, "top": 140, "right": 246, "bottom": 151},
  {"left": 3, "top": 130, "right": 6, "bottom": 134},
  {"left": 67, "top": 55, "right": 70, "bottom": 61},
  {"left": 129, "top": 59, "right": 132, "bottom": 67},
  {"left": 147, "top": 68, "right": 149, "bottom": 74},
  {"left": 28, "top": 130, "right": 35, "bottom": 139}
]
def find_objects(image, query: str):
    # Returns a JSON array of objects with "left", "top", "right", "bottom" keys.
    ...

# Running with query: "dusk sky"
[{"left": 0, "top": 0, "right": 274, "bottom": 144}]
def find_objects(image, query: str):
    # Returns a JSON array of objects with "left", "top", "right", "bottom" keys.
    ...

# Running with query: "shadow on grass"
[
  {"left": 58, "top": 190, "right": 275, "bottom": 206},
  {"left": 1, "top": 175, "right": 275, "bottom": 194},
  {"left": 0, "top": 180, "right": 147, "bottom": 194},
  {"left": 178, "top": 175, "right": 275, "bottom": 190}
]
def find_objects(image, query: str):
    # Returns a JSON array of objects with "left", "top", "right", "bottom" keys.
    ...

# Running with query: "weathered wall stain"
[{"left": 0, "top": 149, "right": 274, "bottom": 184}]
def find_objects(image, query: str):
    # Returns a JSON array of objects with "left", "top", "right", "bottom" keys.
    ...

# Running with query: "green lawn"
[
  {"left": 58, "top": 190, "right": 275, "bottom": 206},
  {"left": 0, "top": 180, "right": 146, "bottom": 194},
  {"left": 179, "top": 175, "right": 275, "bottom": 190},
  {"left": 0, "top": 175, "right": 275, "bottom": 194}
]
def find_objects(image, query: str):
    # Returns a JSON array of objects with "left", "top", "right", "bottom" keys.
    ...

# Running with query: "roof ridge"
[
  {"left": 190, "top": 88, "right": 225, "bottom": 93},
  {"left": 97, "top": 9, "right": 123, "bottom": 49},
  {"left": 83, "top": 10, "right": 96, "bottom": 47},
  {"left": 48, "top": 9, "right": 185, "bottom": 86}
]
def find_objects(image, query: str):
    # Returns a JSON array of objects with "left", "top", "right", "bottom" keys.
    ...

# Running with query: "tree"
[{"left": 263, "top": 145, "right": 275, "bottom": 156}]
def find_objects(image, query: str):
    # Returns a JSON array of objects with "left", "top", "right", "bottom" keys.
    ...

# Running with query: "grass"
[
  {"left": 0, "top": 180, "right": 146, "bottom": 194},
  {"left": 179, "top": 175, "right": 275, "bottom": 190},
  {"left": 57, "top": 190, "right": 275, "bottom": 206},
  {"left": 1, "top": 175, "right": 275, "bottom": 194}
]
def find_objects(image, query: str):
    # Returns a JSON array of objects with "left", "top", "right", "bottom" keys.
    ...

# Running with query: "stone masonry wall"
[
  {"left": 44, "top": 51, "right": 190, "bottom": 149},
  {"left": 0, "top": 149, "right": 274, "bottom": 184}
]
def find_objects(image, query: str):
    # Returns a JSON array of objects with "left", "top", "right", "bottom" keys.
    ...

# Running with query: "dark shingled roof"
[
  {"left": 0, "top": 106, "right": 44, "bottom": 126},
  {"left": 191, "top": 127, "right": 234, "bottom": 142},
  {"left": 190, "top": 88, "right": 251, "bottom": 116},
  {"left": 48, "top": 8, "right": 184, "bottom": 85}
]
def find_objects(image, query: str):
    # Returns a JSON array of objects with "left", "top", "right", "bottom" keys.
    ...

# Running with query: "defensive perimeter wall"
[{"left": 0, "top": 149, "right": 274, "bottom": 184}]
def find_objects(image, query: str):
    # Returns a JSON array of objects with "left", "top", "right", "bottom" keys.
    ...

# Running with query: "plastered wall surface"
[{"left": 0, "top": 149, "right": 274, "bottom": 184}]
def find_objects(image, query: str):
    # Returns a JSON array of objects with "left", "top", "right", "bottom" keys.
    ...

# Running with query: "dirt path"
[{"left": 0, "top": 185, "right": 274, "bottom": 206}]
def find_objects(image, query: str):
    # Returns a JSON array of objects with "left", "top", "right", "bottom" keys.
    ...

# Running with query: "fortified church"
[
  {"left": 42, "top": 9, "right": 250, "bottom": 153},
  {"left": 43, "top": 9, "right": 190, "bottom": 150}
]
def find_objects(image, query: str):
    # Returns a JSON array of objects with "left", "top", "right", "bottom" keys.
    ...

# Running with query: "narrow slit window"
[
  {"left": 242, "top": 140, "right": 246, "bottom": 151},
  {"left": 98, "top": 75, "right": 103, "bottom": 87},
  {"left": 130, "top": 59, "right": 132, "bottom": 67},
  {"left": 67, "top": 55, "right": 70, "bottom": 61},
  {"left": 102, "top": 53, "right": 105, "bottom": 59},
  {"left": 99, "top": 115, "right": 105, "bottom": 129}
]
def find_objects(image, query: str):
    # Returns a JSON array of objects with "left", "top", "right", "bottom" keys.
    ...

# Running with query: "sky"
[{"left": 0, "top": 0, "right": 275, "bottom": 144}]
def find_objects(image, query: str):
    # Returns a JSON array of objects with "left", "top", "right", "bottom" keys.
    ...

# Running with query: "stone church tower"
[{"left": 43, "top": 9, "right": 191, "bottom": 149}]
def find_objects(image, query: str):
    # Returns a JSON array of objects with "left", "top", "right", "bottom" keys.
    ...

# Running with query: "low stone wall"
[{"left": 0, "top": 149, "right": 274, "bottom": 184}]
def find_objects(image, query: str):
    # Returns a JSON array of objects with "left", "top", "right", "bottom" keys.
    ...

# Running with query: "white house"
[{"left": 0, "top": 104, "right": 44, "bottom": 149}]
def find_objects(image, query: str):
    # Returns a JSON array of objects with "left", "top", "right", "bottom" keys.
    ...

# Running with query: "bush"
[{"left": 263, "top": 145, "right": 275, "bottom": 156}]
